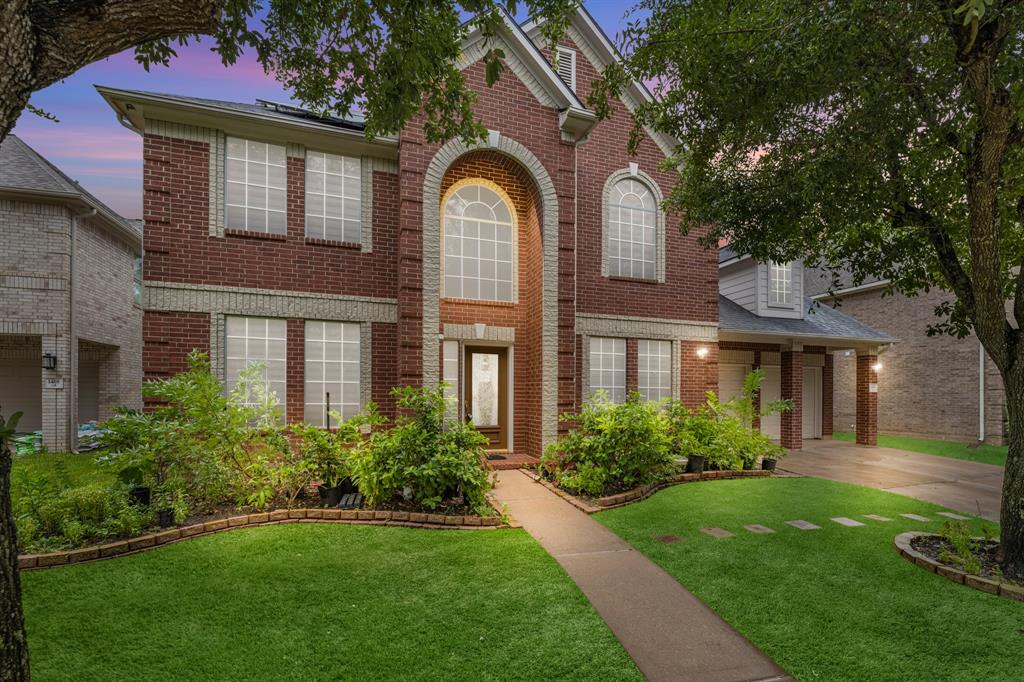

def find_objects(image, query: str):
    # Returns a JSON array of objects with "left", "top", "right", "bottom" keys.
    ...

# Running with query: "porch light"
[
  {"left": 696, "top": 347, "right": 709, "bottom": 359},
  {"left": 42, "top": 353, "right": 58, "bottom": 370},
  {"left": 871, "top": 362, "right": 883, "bottom": 372}
]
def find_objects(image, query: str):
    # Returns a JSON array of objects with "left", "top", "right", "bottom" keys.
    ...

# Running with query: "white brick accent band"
[
  {"left": 575, "top": 313, "right": 718, "bottom": 342},
  {"left": 443, "top": 324, "right": 516, "bottom": 343}
]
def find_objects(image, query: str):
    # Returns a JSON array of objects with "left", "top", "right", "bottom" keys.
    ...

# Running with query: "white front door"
[
  {"left": 718, "top": 364, "right": 749, "bottom": 402},
  {"left": 760, "top": 366, "right": 781, "bottom": 440},
  {"left": 802, "top": 366, "right": 822, "bottom": 439}
]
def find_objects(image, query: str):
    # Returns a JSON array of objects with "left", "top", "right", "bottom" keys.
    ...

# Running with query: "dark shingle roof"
[
  {"left": 0, "top": 135, "right": 140, "bottom": 245},
  {"left": 718, "top": 246, "right": 738, "bottom": 264},
  {"left": 719, "top": 295, "right": 895, "bottom": 343}
]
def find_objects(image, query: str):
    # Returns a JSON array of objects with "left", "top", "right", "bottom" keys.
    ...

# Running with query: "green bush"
[
  {"left": 348, "top": 385, "right": 493, "bottom": 513},
  {"left": 540, "top": 391, "right": 673, "bottom": 497}
]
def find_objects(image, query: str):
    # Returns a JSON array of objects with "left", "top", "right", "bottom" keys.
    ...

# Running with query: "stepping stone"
[
  {"left": 743, "top": 524, "right": 775, "bottom": 535},
  {"left": 900, "top": 513, "right": 931, "bottom": 522},
  {"left": 786, "top": 519, "right": 821, "bottom": 530},
  {"left": 863, "top": 514, "right": 892, "bottom": 522},
  {"left": 700, "top": 527, "right": 735, "bottom": 539},
  {"left": 831, "top": 517, "right": 865, "bottom": 527},
  {"left": 937, "top": 512, "right": 970, "bottom": 520},
  {"left": 656, "top": 534, "right": 682, "bottom": 544}
]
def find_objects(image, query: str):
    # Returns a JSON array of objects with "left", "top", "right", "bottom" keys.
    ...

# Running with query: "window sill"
[
  {"left": 442, "top": 297, "right": 517, "bottom": 307},
  {"left": 224, "top": 228, "right": 288, "bottom": 241},
  {"left": 304, "top": 237, "right": 362, "bottom": 250},
  {"left": 607, "top": 275, "right": 661, "bottom": 285}
]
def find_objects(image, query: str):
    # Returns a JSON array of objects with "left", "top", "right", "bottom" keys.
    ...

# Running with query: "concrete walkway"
[
  {"left": 782, "top": 440, "right": 1004, "bottom": 521},
  {"left": 492, "top": 470, "right": 790, "bottom": 682}
]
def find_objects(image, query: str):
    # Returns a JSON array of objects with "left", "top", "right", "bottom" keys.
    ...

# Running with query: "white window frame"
[
  {"left": 225, "top": 316, "right": 287, "bottom": 411},
  {"left": 589, "top": 337, "right": 626, "bottom": 403},
  {"left": 442, "top": 179, "right": 517, "bottom": 303},
  {"left": 304, "top": 321, "right": 361, "bottom": 427},
  {"left": 769, "top": 262, "right": 793, "bottom": 306},
  {"left": 225, "top": 137, "right": 287, "bottom": 234},
  {"left": 555, "top": 46, "right": 577, "bottom": 91},
  {"left": 607, "top": 178, "right": 657, "bottom": 280},
  {"left": 638, "top": 340, "right": 672, "bottom": 402},
  {"left": 305, "top": 151, "right": 362, "bottom": 243}
]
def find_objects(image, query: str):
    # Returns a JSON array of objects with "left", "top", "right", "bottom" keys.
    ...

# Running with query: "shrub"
[
  {"left": 540, "top": 391, "right": 673, "bottom": 497},
  {"left": 348, "top": 385, "right": 492, "bottom": 513}
]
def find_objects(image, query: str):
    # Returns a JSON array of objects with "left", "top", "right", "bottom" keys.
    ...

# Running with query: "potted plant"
[{"left": 760, "top": 440, "right": 786, "bottom": 471}]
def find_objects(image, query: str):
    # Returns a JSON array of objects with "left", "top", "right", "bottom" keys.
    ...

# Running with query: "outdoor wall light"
[
  {"left": 42, "top": 353, "right": 58, "bottom": 370},
  {"left": 871, "top": 362, "right": 883, "bottom": 372},
  {"left": 696, "top": 347, "right": 709, "bottom": 359}
]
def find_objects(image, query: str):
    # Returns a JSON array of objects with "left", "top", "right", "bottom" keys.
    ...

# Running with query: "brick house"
[
  {"left": 0, "top": 135, "right": 143, "bottom": 451},
  {"left": 804, "top": 269, "right": 1007, "bottom": 445},
  {"left": 98, "top": 7, "right": 887, "bottom": 459}
]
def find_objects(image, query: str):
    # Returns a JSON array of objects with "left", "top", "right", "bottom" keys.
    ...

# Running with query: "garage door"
[
  {"left": 802, "top": 366, "right": 822, "bottom": 439},
  {"left": 0, "top": 362, "right": 42, "bottom": 432},
  {"left": 719, "top": 364, "right": 749, "bottom": 402},
  {"left": 760, "top": 366, "right": 781, "bottom": 440}
]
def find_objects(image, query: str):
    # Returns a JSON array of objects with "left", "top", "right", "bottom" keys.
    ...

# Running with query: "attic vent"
[{"left": 555, "top": 46, "right": 576, "bottom": 91}]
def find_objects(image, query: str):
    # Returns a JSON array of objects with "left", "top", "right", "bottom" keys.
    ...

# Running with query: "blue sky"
[{"left": 12, "top": 1, "right": 634, "bottom": 219}]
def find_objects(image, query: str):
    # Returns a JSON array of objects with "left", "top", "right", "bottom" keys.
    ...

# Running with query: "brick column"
[
  {"left": 822, "top": 354, "right": 834, "bottom": 437},
  {"left": 856, "top": 351, "right": 878, "bottom": 445},
  {"left": 751, "top": 350, "right": 762, "bottom": 432},
  {"left": 780, "top": 349, "right": 803, "bottom": 450},
  {"left": 286, "top": 319, "right": 305, "bottom": 425},
  {"left": 625, "top": 338, "right": 638, "bottom": 394}
]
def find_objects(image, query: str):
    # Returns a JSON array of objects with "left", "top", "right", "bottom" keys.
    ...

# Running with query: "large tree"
[
  {"left": 597, "top": 0, "right": 1024, "bottom": 577},
  {"left": 0, "top": 2, "right": 576, "bottom": 679}
]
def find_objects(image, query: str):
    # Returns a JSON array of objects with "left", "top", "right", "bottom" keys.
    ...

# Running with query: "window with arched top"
[
  {"left": 607, "top": 177, "right": 658, "bottom": 280},
  {"left": 442, "top": 181, "right": 516, "bottom": 302}
]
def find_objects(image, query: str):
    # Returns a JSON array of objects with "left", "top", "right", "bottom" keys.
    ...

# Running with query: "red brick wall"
[
  {"left": 679, "top": 340, "right": 718, "bottom": 408},
  {"left": 371, "top": 322, "right": 398, "bottom": 420},
  {"left": 780, "top": 351, "right": 803, "bottom": 449},
  {"left": 142, "top": 311, "right": 210, "bottom": 380},
  {"left": 823, "top": 354, "right": 834, "bottom": 436},
  {"left": 286, "top": 319, "right": 305, "bottom": 424},
  {"left": 625, "top": 338, "right": 639, "bottom": 393},
  {"left": 856, "top": 354, "right": 878, "bottom": 445}
]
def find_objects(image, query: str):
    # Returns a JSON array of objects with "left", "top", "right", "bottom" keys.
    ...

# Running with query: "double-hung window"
[
  {"left": 304, "top": 321, "right": 361, "bottom": 427},
  {"left": 589, "top": 337, "right": 626, "bottom": 403},
  {"left": 305, "top": 152, "right": 361, "bottom": 243},
  {"left": 225, "top": 316, "right": 287, "bottom": 411},
  {"left": 225, "top": 138, "right": 287, "bottom": 234},
  {"left": 769, "top": 262, "right": 793, "bottom": 305},
  {"left": 638, "top": 340, "right": 672, "bottom": 402}
]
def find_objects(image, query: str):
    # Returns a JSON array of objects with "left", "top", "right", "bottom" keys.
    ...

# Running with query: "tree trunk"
[
  {"left": 0, "top": 427, "right": 30, "bottom": 681},
  {"left": 0, "top": 0, "right": 35, "bottom": 143},
  {"left": 999, "top": 366, "right": 1024, "bottom": 580}
]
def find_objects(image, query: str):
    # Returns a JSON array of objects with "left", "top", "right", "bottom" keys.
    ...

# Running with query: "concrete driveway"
[{"left": 781, "top": 439, "right": 1004, "bottom": 521}]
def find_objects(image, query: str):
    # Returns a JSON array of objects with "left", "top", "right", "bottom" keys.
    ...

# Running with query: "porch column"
[
  {"left": 41, "top": 332, "right": 72, "bottom": 452},
  {"left": 780, "top": 344, "right": 803, "bottom": 450},
  {"left": 855, "top": 349, "right": 879, "bottom": 446},
  {"left": 822, "top": 353, "right": 834, "bottom": 437}
]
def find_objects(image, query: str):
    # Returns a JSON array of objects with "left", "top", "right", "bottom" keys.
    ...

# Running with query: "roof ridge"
[{"left": 7, "top": 134, "right": 77, "bottom": 195}]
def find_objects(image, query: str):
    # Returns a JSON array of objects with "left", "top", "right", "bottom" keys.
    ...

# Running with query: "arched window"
[
  {"left": 443, "top": 181, "right": 516, "bottom": 302},
  {"left": 607, "top": 177, "right": 657, "bottom": 280}
]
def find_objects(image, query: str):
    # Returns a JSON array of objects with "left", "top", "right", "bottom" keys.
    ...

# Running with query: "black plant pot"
[
  {"left": 319, "top": 484, "right": 345, "bottom": 508},
  {"left": 686, "top": 455, "right": 705, "bottom": 474},
  {"left": 156, "top": 508, "right": 175, "bottom": 528},
  {"left": 338, "top": 477, "right": 357, "bottom": 494},
  {"left": 761, "top": 457, "right": 778, "bottom": 472},
  {"left": 128, "top": 486, "right": 151, "bottom": 506}
]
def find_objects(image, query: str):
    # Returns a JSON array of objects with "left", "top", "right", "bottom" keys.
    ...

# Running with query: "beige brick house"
[{"left": 0, "top": 135, "right": 143, "bottom": 451}]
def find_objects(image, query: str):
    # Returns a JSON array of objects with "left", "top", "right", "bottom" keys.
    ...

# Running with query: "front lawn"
[
  {"left": 598, "top": 478, "right": 1021, "bottom": 681},
  {"left": 832, "top": 431, "right": 1007, "bottom": 467},
  {"left": 21, "top": 524, "right": 642, "bottom": 681}
]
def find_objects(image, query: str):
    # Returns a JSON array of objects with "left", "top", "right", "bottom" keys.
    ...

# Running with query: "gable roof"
[
  {"left": 719, "top": 295, "right": 895, "bottom": 344},
  {"left": 0, "top": 135, "right": 141, "bottom": 250}
]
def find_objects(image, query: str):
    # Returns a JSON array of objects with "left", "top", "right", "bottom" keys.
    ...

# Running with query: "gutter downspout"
[
  {"left": 979, "top": 340, "right": 986, "bottom": 443},
  {"left": 69, "top": 207, "right": 97, "bottom": 451}
]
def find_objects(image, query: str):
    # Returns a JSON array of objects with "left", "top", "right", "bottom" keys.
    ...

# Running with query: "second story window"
[
  {"left": 608, "top": 178, "right": 657, "bottom": 280},
  {"left": 443, "top": 181, "right": 515, "bottom": 302},
  {"left": 769, "top": 262, "right": 793, "bottom": 305},
  {"left": 226, "top": 138, "right": 287, "bottom": 234},
  {"left": 305, "top": 151, "right": 362, "bottom": 243}
]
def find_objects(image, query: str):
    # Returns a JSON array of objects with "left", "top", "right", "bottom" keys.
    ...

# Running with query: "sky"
[{"left": 12, "top": 2, "right": 635, "bottom": 220}]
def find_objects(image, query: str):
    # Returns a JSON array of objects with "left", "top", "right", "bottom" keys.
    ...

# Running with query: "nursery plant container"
[
  {"left": 156, "top": 508, "right": 175, "bottom": 528},
  {"left": 761, "top": 457, "right": 778, "bottom": 471},
  {"left": 128, "top": 486, "right": 151, "bottom": 506},
  {"left": 338, "top": 477, "right": 357, "bottom": 494},
  {"left": 319, "top": 484, "right": 345, "bottom": 508},
  {"left": 686, "top": 455, "right": 705, "bottom": 474}
]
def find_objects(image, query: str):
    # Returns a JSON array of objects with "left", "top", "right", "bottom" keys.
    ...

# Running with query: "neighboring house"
[
  {"left": 0, "top": 135, "right": 143, "bottom": 451},
  {"left": 804, "top": 269, "right": 1007, "bottom": 445},
  {"left": 717, "top": 249, "right": 894, "bottom": 449},
  {"left": 96, "top": 6, "right": 887, "bottom": 458}
]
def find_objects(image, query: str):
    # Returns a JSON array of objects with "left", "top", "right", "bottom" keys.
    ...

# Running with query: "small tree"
[{"left": 0, "top": 409, "right": 29, "bottom": 681}]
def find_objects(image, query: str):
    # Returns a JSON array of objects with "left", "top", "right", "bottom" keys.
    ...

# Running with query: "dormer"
[{"left": 719, "top": 248, "right": 805, "bottom": 319}]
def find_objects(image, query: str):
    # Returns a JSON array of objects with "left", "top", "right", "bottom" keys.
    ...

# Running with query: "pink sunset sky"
[{"left": 12, "top": 2, "right": 634, "bottom": 219}]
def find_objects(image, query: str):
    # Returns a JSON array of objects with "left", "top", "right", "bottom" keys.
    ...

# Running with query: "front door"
[{"left": 464, "top": 346, "right": 508, "bottom": 449}]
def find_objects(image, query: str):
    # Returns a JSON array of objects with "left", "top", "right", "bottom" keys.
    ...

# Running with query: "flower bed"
[
  {"left": 894, "top": 531, "right": 1024, "bottom": 602},
  {"left": 18, "top": 506, "right": 507, "bottom": 571}
]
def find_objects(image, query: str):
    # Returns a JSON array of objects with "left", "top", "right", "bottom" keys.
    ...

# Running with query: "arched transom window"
[
  {"left": 443, "top": 181, "right": 516, "bottom": 302},
  {"left": 608, "top": 178, "right": 657, "bottom": 280}
]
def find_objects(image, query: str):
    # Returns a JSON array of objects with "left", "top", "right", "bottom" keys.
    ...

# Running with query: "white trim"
[{"left": 811, "top": 279, "right": 891, "bottom": 300}]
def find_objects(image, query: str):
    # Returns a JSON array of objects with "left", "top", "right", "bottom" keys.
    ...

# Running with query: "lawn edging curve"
[{"left": 894, "top": 531, "right": 1024, "bottom": 602}]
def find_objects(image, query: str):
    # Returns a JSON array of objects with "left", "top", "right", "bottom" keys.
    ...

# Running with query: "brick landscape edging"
[
  {"left": 18, "top": 508, "right": 507, "bottom": 571},
  {"left": 894, "top": 531, "right": 1024, "bottom": 602},
  {"left": 522, "top": 469, "right": 774, "bottom": 514}
]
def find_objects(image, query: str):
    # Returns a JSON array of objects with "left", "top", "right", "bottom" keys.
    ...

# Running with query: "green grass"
[
  {"left": 21, "top": 524, "right": 642, "bottom": 682},
  {"left": 832, "top": 431, "right": 1008, "bottom": 466},
  {"left": 598, "top": 478, "right": 1021, "bottom": 681}
]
